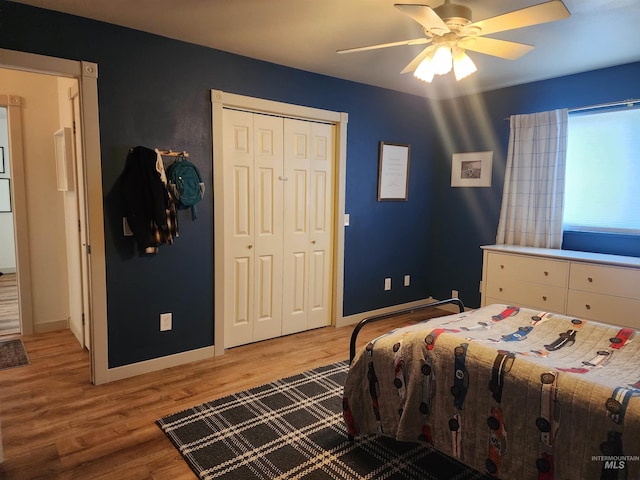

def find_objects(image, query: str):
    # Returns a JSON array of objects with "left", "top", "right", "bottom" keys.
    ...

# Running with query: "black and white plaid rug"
[{"left": 157, "top": 361, "right": 489, "bottom": 480}]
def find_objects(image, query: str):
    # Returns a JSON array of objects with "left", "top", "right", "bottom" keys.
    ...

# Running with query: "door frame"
[
  {"left": 211, "top": 90, "right": 348, "bottom": 354},
  {"left": 0, "top": 48, "right": 108, "bottom": 384}
]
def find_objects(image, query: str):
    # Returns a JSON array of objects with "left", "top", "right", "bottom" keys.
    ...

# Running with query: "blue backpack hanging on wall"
[{"left": 166, "top": 157, "right": 205, "bottom": 219}]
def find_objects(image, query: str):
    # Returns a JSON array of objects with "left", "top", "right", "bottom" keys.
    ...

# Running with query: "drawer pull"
[
  {"left": 499, "top": 287, "right": 503, "bottom": 292},
  {"left": 585, "top": 304, "right": 591, "bottom": 310},
  {"left": 542, "top": 296, "right": 547, "bottom": 301},
  {"left": 588, "top": 277, "right": 593, "bottom": 283},
  {"left": 544, "top": 271, "right": 549, "bottom": 276},
  {"left": 500, "top": 265, "right": 504, "bottom": 269}
]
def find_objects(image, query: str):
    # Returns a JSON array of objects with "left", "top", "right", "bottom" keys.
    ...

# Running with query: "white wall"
[
  {"left": 0, "top": 106, "right": 16, "bottom": 272},
  {"left": 0, "top": 69, "right": 70, "bottom": 331}
]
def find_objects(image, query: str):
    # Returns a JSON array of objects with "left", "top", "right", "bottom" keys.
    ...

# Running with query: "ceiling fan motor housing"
[{"left": 434, "top": 1, "right": 472, "bottom": 31}]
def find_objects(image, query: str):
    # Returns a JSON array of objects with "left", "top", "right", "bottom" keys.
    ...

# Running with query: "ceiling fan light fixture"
[
  {"left": 453, "top": 50, "right": 477, "bottom": 81},
  {"left": 414, "top": 55, "right": 436, "bottom": 83},
  {"left": 431, "top": 44, "right": 453, "bottom": 75},
  {"left": 342, "top": 0, "right": 572, "bottom": 87}
]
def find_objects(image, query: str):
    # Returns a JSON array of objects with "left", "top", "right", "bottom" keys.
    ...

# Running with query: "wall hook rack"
[{"left": 157, "top": 149, "right": 189, "bottom": 158}]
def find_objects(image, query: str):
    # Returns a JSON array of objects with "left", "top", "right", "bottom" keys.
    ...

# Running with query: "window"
[{"left": 563, "top": 106, "right": 640, "bottom": 234}]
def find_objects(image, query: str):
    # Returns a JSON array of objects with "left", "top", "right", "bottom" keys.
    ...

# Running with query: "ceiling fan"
[{"left": 337, "top": 0, "right": 570, "bottom": 82}]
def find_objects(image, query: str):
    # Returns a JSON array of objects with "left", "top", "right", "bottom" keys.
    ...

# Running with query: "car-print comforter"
[{"left": 343, "top": 304, "right": 640, "bottom": 479}]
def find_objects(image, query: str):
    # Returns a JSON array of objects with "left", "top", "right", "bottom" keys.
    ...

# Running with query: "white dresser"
[{"left": 480, "top": 244, "right": 640, "bottom": 329}]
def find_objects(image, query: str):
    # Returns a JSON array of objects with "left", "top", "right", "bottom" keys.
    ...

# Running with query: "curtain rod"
[
  {"left": 568, "top": 98, "right": 639, "bottom": 113},
  {"left": 504, "top": 98, "right": 640, "bottom": 120}
]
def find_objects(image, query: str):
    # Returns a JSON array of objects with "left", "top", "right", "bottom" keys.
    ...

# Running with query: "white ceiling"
[{"left": 12, "top": 0, "right": 640, "bottom": 99}]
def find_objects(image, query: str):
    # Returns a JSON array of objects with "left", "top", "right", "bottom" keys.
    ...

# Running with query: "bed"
[{"left": 343, "top": 299, "right": 640, "bottom": 479}]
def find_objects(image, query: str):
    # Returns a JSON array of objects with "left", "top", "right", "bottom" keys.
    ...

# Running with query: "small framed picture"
[
  {"left": 378, "top": 142, "right": 410, "bottom": 201},
  {"left": 451, "top": 151, "right": 493, "bottom": 187},
  {"left": 0, "top": 178, "right": 11, "bottom": 212}
]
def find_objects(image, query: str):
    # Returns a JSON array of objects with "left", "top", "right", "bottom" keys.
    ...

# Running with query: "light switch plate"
[
  {"left": 160, "top": 312, "right": 172, "bottom": 331},
  {"left": 123, "top": 217, "right": 133, "bottom": 236}
]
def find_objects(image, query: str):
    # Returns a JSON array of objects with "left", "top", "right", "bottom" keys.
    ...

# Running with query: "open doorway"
[
  {"left": 0, "top": 70, "right": 88, "bottom": 347},
  {"left": 0, "top": 105, "right": 19, "bottom": 336},
  {"left": 0, "top": 49, "right": 108, "bottom": 384}
]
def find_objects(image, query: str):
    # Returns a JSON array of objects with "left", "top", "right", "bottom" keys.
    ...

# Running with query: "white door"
[
  {"left": 223, "top": 109, "right": 284, "bottom": 348},
  {"left": 252, "top": 113, "right": 284, "bottom": 341},
  {"left": 282, "top": 119, "right": 334, "bottom": 335},
  {"left": 70, "top": 84, "right": 91, "bottom": 350},
  {"left": 307, "top": 121, "right": 334, "bottom": 330}
]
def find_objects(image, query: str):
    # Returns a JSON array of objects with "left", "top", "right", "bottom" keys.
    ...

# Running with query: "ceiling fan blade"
[
  {"left": 394, "top": 4, "right": 450, "bottom": 35},
  {"left": 400, "top": 45, "right": 436, "bottom": 74},
  {"left": 337, "top": 37, "right": 430, "bottom": 54},
  {"left": 458, "top": 37, "right": 534, "bottom": 60},
  {"left": 460, "top": 0, "right": 570, "bottom": 37}
]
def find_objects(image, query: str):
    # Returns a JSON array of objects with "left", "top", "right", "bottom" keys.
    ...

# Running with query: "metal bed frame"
[{"left": 349, "top": 297, "right": 465, "bottom": 364}]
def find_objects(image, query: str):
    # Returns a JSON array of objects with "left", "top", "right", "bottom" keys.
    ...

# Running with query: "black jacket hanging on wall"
[{"left": 121, "top": 146, "right": 177, "bottom": 254}]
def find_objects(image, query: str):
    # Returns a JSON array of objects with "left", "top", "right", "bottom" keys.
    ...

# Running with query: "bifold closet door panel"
[
  {"left": 282, "top": 118, "right": 311, "bottom": 335},
  {"left": 307, "top": 122, "right": 334, "bottom": 330},
  {"left": 282, "top": 119, "right": 334, "bottom": 335},
  {"left": 252, "top": 113, "right": 285, "bottom": 342},
  {"left": 222, "top": 109, "right": 284, "bottom": 347}
]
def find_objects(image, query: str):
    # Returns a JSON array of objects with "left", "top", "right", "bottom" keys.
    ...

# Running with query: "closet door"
[
  {"left": 282, "top": 119, "right": 334, "bottom": 335},
  {"left": 252, "top": 114, "right": 284, "bottom": 341},
  {"left": 307, "top": 122, "right": 334, "bottom": 330},
  {"left": 223, "top": 109, "right": 283, "bottom": 348}
]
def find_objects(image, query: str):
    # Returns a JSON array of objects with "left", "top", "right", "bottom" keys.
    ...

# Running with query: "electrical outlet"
[
  {"left": 160, "top": 312, "right": 172, "bottom": 331},
  {"left": 404, "top": 275, "right": 410, "bottom": 287},
  {"left": 452, "top": 289, "right": 459, "bottom": 298},
  {"left": 384, "top": 278, "right": 391, "bottom": 291}
]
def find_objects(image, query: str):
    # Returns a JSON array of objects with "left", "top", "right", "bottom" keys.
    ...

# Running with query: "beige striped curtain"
[{"left": 496, "top": 109, "right": 568, "bottom": 248}]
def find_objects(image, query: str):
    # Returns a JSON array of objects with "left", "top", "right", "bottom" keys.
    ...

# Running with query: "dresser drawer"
[
  {"left": 485, "top": 279, "right": 566, "bottom": 313},
  {"left": 569, "top": 262, "right": 640, "bottom": 300},
  {"left": 486, "top": 252, "right": 568, "bottom": 287},
  {"left": 567, "top": 289, "right": 640, "bottom": 329}
]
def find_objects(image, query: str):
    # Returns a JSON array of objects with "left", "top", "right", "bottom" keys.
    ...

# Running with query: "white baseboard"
[
  {"left": 106, "top": 345, "right": 216, "bottom": 383},
  {"left": 34, "top": 319, "right": 69, "bottom": 334}
]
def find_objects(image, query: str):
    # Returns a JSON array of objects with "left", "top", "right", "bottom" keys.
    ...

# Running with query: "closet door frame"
[{"left": 212, "top": 90, "right": 348, "bottom": 354}]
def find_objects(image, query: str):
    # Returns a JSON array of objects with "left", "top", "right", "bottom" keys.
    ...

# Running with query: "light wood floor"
[
  {"left": 0, "top": 308, "right": 450, "bottom": 479},
  {"left": 0, "top": 273, "right": 19, "bottom": 336}
]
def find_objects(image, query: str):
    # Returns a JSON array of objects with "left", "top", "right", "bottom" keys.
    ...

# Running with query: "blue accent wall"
[
  {"left": 427, "top": 63, "right": 640, "bottom": 308},
  {"left": 0, "top": 1, "right": 439, "bottom": 367},
  {"left": 562, "top": 231, "right": 640, "bottom": 258},
  {"left": 2, "top": 1, "right": 638, "bottom": 367}
]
